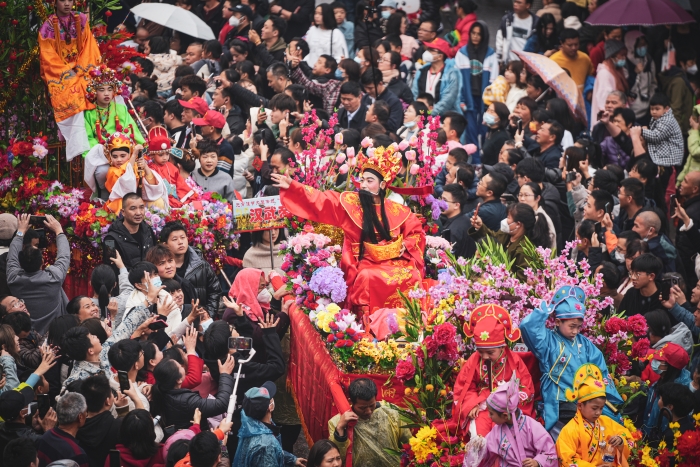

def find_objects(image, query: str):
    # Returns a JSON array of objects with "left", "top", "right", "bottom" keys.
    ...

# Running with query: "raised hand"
[{"left": 271, "top": 173, "right": 292, "bottom": 189}]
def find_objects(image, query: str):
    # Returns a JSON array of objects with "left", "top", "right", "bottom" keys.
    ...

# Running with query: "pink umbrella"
[
  {"left": 513, "top": 50, "right": 588, "bottom": 124},
  {"left": 585, "top": 0, "right": 695, "bottom": 26}
]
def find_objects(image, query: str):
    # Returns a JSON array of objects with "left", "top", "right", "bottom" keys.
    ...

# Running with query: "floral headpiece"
[
  {"left": 565, "top": 364, "right": 606, "bottom": 402},
  {"left": 104, "top": 131, "right": 135, "bottom": 155},
  {"left": 86, "top": 65, "right": 123, "bottom": 103},
  {"left": 463, "top": 304, "right": 521, "bottom": 348},
  {"left": 357, "top": 145, "right": 402, "bottom": 184}
]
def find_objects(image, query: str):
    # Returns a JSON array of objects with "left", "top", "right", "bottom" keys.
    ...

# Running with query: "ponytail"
[
  {"left": 508, "top": 202, "right": 550, "bottom": 248},
  {"left": 90, "top": 265, "right": 117, "bottom": 320}
]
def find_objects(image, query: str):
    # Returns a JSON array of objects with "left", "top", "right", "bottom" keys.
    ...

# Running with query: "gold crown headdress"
[
  {"left": 357, "top": 145, "right": 402, "bottom": 184},
  {"left": 104, "top": 131, "right": 135, "bottom": 156}
]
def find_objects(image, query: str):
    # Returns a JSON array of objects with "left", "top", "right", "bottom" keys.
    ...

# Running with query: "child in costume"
[
  {"left": 468, "top": 372, "right": 557, "bottom": 467},
  {"left": 556, "top": 364, "right": 634, "bottom": 467},
  {"left": 520, "top": 286, "right": 623, "bottom": 439},
  {"left": 83, "top": 130, "right": 169, "bottom": 213},
  {"left": 39, "top": 0, "right": 101, "bottom": 160},
  {"left": 147, "top": 126, "right": 198, "bottom": 208},
  {"left": 436, "top": 304, "right": 535, "bottom": 441}
]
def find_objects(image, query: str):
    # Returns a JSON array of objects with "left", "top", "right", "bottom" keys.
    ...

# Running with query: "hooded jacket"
[
  {"left": 412, "top": 58, "right": 463, "bottom": 116},
  {"left": 103, "top": 218, "right": 157, "bottom": 271},
  {"left": 77, "top": 411, "right": 122, "bottom": 467},
  {"left": 455, "top": 22, "right": 498, "bottom": 114},
  {"left": 449, "top": 13, "right": 478, "bottom": 57},
  {"left": 232, "top": 410, "right": 297, "bottom": 467},
  {"left": 654, "top": 322, "right": 694, "bottom": 355},
  {"left": 182, "top": 246, "right": 222, "bottom": 318},
  {"left": 495, "top": 10, "right": 539, "bottom": 64}
]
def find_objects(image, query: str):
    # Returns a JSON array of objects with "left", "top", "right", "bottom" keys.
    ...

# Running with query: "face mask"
[
  {"left": 422, "top": 50, "right": 433, "bottom": 64},
  {"left": 381, "top": 10, "right": 391, "bottom": 19},
  {"left": 483, "top": 113, "right": 497, "bottom": 126},
  {"left": 688, "top": 64, "right": 698, "bottom": 75},
  {"left": 405, "top": 120, "right": 416, "bottom": 128},
  {"left": 500, "top": 218, "right": 511, "bottom": 234},
  {"left": 151, "top": 277, "right": 162, "bottom": 289},
  {"left": 636, "top": 47, "right": 647, "bottom": 58},
  {"left": 354, "top": 56, "right": 363, "bottom": 65},
  {"left": 616, "top": 59, "right": 626, "bottom": 68},
  {"left": 650, "top": 359, "right": 664, "bottom": 375},
  {"left": 613, "top": 250, "right": 625, "bottom": 263},
  {"left": 335, "top": 68, "right": 344, "bottom": 79},
  {"left": 228, "top": 16, "right": 239, "bottom": 27},
  {"left": 257, "top": 288, "right": 272, "bottom": 304}
]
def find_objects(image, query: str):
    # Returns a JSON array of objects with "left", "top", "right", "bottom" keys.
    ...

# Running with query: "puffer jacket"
[
  {"left": 160, "top": 372, "right": 234, "bottom": 431},
  {"left": 232, "top": 410, "right": 297, "bottom": 467},
  {"left": 183, "top": 246, "right": 222, "bottom": 318},
  {"left": 149, "top": 52, "right": 182, "bottom": 92},
  {"left": 103, "top": 219, "right": 157, "bottom": 271}
]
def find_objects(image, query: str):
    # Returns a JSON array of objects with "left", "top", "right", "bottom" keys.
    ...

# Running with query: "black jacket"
[
  {"left": 103, "top": 219, "right": 157, "bottom": 270},
  {"left": 440, "top": 211, "right": 476, "bottom": 260},
  {"left": 376, "top": 87, "right": 405, "bottom": 134},
  {"left": 182, "top": 247, "right": 222, "bottom": 318},
  {"left": 337, "top": 94, "right": 372, "bottom": 132},
  {"left": 386, "top": 77, "right": 414, "bottom": 105},
  {"left": 77, "top": 411, "right": 122, "bottom": 467},
  {"left": 540, "top": 182, "right": 566, "bottom": 251},
  {"left": 0, "top": 421, "right": 42, "bottom": 458},
  {"left": 676, "top": 194, "right": 700, "bottom": 288},
  {"left": 162, "top": 372, "right": 234, "bottom": 431},
  {"left": 278, "top": 0, "right": 314, "bottom": 43},
  {"left": 481, "top": 129, "right": 510, "bottom": 166}
]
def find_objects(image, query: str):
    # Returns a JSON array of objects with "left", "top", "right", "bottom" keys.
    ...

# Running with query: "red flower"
[
  {"left": 327, "top": 335, "right": 335, "bottom": 343},
  {"left": 677, "top": 429, "right": 700, "bottom": 458},
  {"left": 0, "top": 2, "right": 7, "bottom": 7},
  {"left": 631, "top": 338, "right": 651, "bottom": 360},
  {"left": 105, "top": 10, "right": 112, "bottom": 16},
  {"left": 627, "top": 315, "right": 648, "bottom": 337},
  {"left": 335, "top": 332, "right": 344, "bottom": 339},
  {"left": 395, "top": 358, "right": 415, "bottom": 382},
  {"left": 432, "top": 322, "right": 456, "bottom": 345},
  {"left": 604, "top": 317, "right": 627, "bottom": 335},
  {"left": 11, "top": 19, "right": 18, "bottom": 25},
  {"left": 424, "top": 335, "right": 440, "bottom": 357}
]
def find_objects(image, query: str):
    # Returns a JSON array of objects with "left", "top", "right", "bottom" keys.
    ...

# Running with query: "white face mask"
[
  {"left": 613, "top": 250, "right": 625, "bottom": 263},
  {"left": 422, "top": 50, "right": 433, "bottom": 64},
  {"left": 500, "top": 218, "right": 511, "bottom": 233},
  {"left": 687, "top": 64, "right": 698, "bottom": 75},
  {"left": 257, "top": 288, "right": 272, "bottom": 304},
  {"left": 229, "top": 16, "right": 240, "bottom": 27}
]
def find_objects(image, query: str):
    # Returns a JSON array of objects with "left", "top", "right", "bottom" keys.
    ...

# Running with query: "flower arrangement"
[
  {"left": 424, "top": 235, "right": 452, "bottom": 280},
  {"left": 309, "top": 266, "right": 347, "bottom": 303},
  {"left": 352, "top": 338, "right": 410, "bottom": 373},
  {"left": 67, "top": 202, "right": 116, "bottom": 245},
  {"left": 586, "top": 313, "right": 649, "bottom": 376},
  {"left": 655, "top": 415, "right": 700, "bottom": 467}
]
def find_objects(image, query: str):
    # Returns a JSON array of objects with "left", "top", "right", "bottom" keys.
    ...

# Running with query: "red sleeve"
[
  {"left": 181, "top": 355, "right": 204, "bottom": 389},
  {"left": 280, "top": 181, "right": 352, "bottom": 230}
]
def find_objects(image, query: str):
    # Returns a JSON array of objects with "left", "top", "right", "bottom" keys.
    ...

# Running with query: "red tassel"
[{"left": 115, "top": 115, "right": 122, "bottom": 132}]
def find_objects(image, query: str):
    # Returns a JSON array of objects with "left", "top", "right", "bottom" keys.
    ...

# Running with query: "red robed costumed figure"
[
  {"left": 435, "top": 304, "right": 535, "bottom": 441},
  {"left": 147, "top": 126, "right": 198, "bottom": 208},
  {"left": 273, "top": 146, "right": 426, "bottom": 311}
]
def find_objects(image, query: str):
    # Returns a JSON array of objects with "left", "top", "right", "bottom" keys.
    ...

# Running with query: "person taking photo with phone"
[{"left": 6, "top": 214, "right": 70, "bottom": 336}]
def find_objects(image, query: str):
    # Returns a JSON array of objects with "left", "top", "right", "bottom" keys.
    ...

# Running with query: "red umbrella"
[{"left": 585, "top": 0, "right": 695, "bottom": 26}]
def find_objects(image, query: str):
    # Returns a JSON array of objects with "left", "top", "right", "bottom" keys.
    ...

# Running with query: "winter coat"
[
  {"left": 159, "top": 372, "right": 234, "bottom": 431},
  {"left": 303, "top": 26, "right": 348, "bottom": 66},
  {"left": 77, "top": 411, "right": 122, "bottom": 467},
  {"left": 676, "top": 194, "right": 700, "bottom": 287},
  {"left": 232, "top": 410, "right": 297, "bottom": 467},
  {"left": 386, "top": 76, "right": 414, "bottom": 105},
  {"left": 654, "top": 322, "right": 694, "bottom": 356},
  {"left": 449, "top": 13, "right": 478, "bottom": 57},
  {"left": 182, "top": 246, "right": 222, "bottom": 318},
  {"left": 600, "top": 135, "right": 631, "bottom": 168},
  {"left": 624, "top": 31, "right": 656, "bottom": 121},
  {"left": 149, "top": 52, "right": 182, "bottom": 92},
  {"left": 0, "top": 421, "right": 42, "bottom": 458},
  {"left": 455, "top": 39, "right": 498, "bottom": 113},
  {"left": 6, "top": 234, "right": 69, "bottom": 335},
  {"left": 412, "top": 59, "right": 463, "bottom": 116},
  {"left": 105, "top": 444, "right": 165, "bottom": 467},
  {"left": 658, "top": 67, "right": 695, "bottom": 136},
  {"left": 678, "top": 104, "right": 700, "bottom": 184},
  {"left": 103, "top": 219, "right": 157, "bottom": 271}
]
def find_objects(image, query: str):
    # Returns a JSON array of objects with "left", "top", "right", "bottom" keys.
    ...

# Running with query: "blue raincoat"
[{"left": 232, "top": 409, "right": 297, "bottom": 467}]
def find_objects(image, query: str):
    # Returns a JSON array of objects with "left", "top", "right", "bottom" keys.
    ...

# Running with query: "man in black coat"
[
  {"left": 360, "top": 69, "right": 404, "bottom": 134},
  {"left": 337, "top": 81, "right": 372, "bottom": 132},
  {"left": 440, "top": 184, "right": 476, "bottom": 260},
  {"left": 268, "top": 0, "right": 315, "bottom": 43},
  {"left": 676, "top": 171, "right": 700, "bottom": 289},
  {"left": 103, "top": 194, "right": 157, "bottom": 271}
]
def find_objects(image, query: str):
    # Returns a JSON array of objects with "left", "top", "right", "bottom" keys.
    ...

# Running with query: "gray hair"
[
  {"left": 608, "top": 90, "right": 627, "bottom": 103},
  {"left": 56, "top": 392, "right": 87, "bottom": 426}
]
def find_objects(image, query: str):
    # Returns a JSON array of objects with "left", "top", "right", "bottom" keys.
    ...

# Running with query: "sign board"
[{"left": 232, "top": 195, "right": 289, "bottom": 232}]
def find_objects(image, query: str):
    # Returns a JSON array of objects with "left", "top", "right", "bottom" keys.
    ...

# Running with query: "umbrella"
[
  {"left": 585, "top": 0, "right": 695, "bottom": 26},
  {"left": 513, "top": 50, "right": 587, "bottom": 124},
  {"left": 130, "top": 4, "right": 215, "bottom": 40}
]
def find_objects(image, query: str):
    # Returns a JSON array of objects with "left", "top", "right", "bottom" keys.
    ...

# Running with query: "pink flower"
[
  {"left": 604, "top": 317, "right": 627, "bottom": 335},
  {"left": 409, "top": 135, "right": 418, "bottom": 147},
  {"left": 627, "top": 315, "right": 648, "bottom": 337},
  {"left": 432, "top": 323, "right": 456, "bottom": 345},
  {"left": 335, "top": 133, "right": 343, "bottom": 145},
  {"left": 405, "top": 150, "right": 416, "bottom": 161},
  {"left": 346, "top": 146, "right": 355, "bottom": 158},
  {"left": 336, "top": 153, "right": 346, "bottom": 164},
  {"left": 395, "top": 358, "right": 416, "bottom": 382},
  {"left": 398, "top": 140, "right": 409, "bottom": 151},
  {"left": 361, "top": 137, "right": 372, "bottom": 148},
  {"left": 347, "top": 157, "right": 357, "bottom": 167},
  {"left": 465, "top": 144, "right": 477, "bottom": 155},
  {"left": 409, "top": 163, "right": 420, "bottom": 175},
  {"left": 338, "top": 164, "right": 349, "bottom": 174}
]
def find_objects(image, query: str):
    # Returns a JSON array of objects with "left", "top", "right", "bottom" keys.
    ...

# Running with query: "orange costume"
[
  {"left": 441, "top": 305, "right": 535, "bottom": 439},
  {"left": 279, "top": 147, "right": 425, "bottom": 311},
  {"left": 38, "top": 11, "right": 101, "bottom": 159}
]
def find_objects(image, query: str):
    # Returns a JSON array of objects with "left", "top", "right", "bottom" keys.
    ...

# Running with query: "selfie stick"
[{"left": 225, "top": 348, "right": 257, "bottom": 423}]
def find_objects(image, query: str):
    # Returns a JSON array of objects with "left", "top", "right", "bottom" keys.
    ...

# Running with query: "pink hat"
[
  {"left": 425, "top": 38, "right": 453, "bottom": 58},
  {"left": 486, "top": 371, "right": 522, "bottom": 415}
]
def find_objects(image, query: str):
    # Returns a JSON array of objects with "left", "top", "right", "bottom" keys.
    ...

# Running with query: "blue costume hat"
[{"left": 550, "top": 285, "right": 586, "bottom": 319}]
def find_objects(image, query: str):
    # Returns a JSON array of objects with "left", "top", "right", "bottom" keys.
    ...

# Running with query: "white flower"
[{"left": 32, "top": 144, "right": 48, "bottom": 159}]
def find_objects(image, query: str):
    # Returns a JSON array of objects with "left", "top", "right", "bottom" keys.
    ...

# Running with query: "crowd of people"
[{"left": 7, "top": 0, "right": 700, "bottom": 465}]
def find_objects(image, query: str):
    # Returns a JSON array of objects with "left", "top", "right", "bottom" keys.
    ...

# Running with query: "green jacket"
[
  {"left": 658, "top": 68, "right": 694, "bottom": 137},
  {"left": 679, "top": 104, "right": 700, "bottom": 185},
  {"left": 468, "top": 224, "right": 529, "bottom": 280},
  {"left": 83, "top": 101, "right": 146, "bottom": 157}
]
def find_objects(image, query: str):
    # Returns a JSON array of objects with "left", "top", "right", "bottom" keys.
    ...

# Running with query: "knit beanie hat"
[{"left": 605, "top": 39, "right": 626, "bottom": 60}]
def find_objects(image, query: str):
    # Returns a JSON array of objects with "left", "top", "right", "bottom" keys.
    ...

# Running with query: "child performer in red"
[{"left": 146, "top": 126, "right": 199, "bottom": 208}]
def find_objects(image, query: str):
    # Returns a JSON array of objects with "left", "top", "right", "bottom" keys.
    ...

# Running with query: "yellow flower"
[
  {"left": 425, "top": 384, "right": 434, "bottom": 392},
  {"left": 408, "top": 426, "right": 440, "bottom": 463},
  {"left": 619, "top": 377, "right": 627, "bottom": 386},
  {"left": 315, "top": 311, "right": 335, "bottom": 333},
  {"left": 658, "top": 440, "right": 667, "bottom": 451},
  {"left": 413, "top": 387, "right": 419, "bottom": 394},
  {"left": 326, "top": 303, "right": 341, "bottom": 315},
  {"left": 405, "top": 388, "right": 412, "bottom": 396},
  {"left": 669, "top": 422, "right": 680, "bottom": 430},
  {"left": 439, "top": 389, "right": 447, "bottom": 396}
]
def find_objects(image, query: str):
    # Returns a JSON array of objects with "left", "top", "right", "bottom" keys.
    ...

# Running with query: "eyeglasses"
[
  {"left": 441, "top": 197, "right": 456, "bottom": 204},
  {"left": 628, "top": 272, "right": 647, "bottom": 279},
  {"left": 10, "top": 299, "right": 24, "bottom": 309},
  {"left": 517, "top": 193, "right": 534, "bottom": 199}
]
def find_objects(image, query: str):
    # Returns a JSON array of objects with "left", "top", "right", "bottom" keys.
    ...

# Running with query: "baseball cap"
[
  {"left": 379, "top": 0, "right": 397, "bottom": 8},
  {"left": 0, "top": 214, "right": 18, "bottom": 241},
  {"left": 192, "top": 110, "right": 226, "bottom": 129},
  {"left": 232, "top": 3, "right": 253, "bottom": 19},
  {"left": 483, "top": 162, "right": 514, "bottom": 182},
  {"left": 178, "top": 97, "right": 209, "bottom": 117},
  {"left": 650, "top": 342, "right": 690, "bottom": 370},
  {"left": 241, "top": 381, "right": 276, "bottom": 420},
  {"left": 425, "top": 38, "right": 452, "bottom": 59},
  {"left": 0, "top": 386, "right": 34, "bottom": 421}
]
